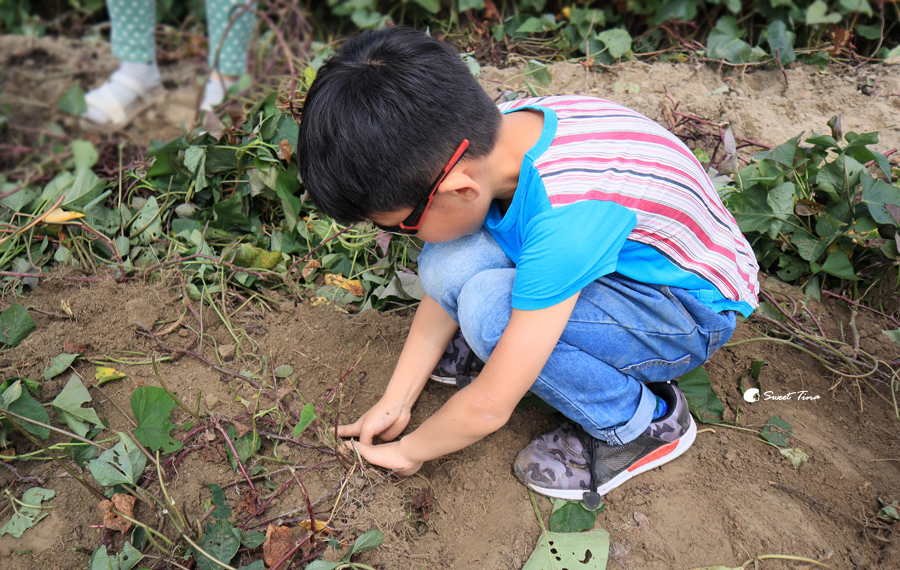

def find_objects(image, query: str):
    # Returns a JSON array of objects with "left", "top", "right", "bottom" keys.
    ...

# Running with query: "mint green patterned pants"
[{"left": 108, "top": 0, "right": 256, "bottom": 76}]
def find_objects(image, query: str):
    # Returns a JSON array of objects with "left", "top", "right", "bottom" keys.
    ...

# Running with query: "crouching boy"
[{"left": 296, "top": 27, "right": 759, "bottom": 506}]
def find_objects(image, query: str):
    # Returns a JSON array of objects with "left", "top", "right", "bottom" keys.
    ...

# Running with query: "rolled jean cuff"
[{"left": 587, "top": 381, "right": 657, "bottom": 445}]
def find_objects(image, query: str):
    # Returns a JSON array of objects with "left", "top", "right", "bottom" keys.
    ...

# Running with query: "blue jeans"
[{"left": 419, "top": 229, "right": 736, "bottom": 445}]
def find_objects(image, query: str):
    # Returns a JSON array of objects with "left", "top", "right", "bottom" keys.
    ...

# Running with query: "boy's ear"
[{"left": 436, "top": 168, "right": 481, "bottom": 201}]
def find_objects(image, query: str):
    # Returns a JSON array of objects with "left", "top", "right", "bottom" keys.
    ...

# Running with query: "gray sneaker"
[
  {"left": 513, "top": 381, "right": 696, "bottom": 509},
  {"left": 429, "top": 330, "right": 485, "bottom": 389}
]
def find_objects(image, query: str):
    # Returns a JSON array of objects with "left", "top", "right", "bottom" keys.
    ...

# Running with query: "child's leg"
[
  {"left": 82, "top": 1, "right": 163, "bottom": 128},
  {"left": 203, "top": 0, "right": 256, "bottom": 109},
  {"left": 108, "top": 0, "right": 156, "bottom": 64},
  {"left": 459, "top": 270, "right": 735, "bottom": 443}
]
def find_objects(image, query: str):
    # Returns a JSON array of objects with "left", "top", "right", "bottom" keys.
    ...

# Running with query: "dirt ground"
[{"left": 2, "top": 34, "right": 900, "bottom": 570}]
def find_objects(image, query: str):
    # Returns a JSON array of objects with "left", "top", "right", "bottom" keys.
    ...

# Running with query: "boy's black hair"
[{"left": 296, "top": 27, "right": 501, "bottom": 225}]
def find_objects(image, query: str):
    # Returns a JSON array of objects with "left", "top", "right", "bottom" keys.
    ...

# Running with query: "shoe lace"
[{"left": 571, "top": 424, "right": 605, "bottom": 510}]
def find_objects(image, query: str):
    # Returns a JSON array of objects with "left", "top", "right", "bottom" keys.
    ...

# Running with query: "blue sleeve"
[{"left": 511, "top": 200, "right": 637, "bottom": 310}]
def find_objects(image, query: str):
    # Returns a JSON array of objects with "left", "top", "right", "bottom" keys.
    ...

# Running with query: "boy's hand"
[
  {"left": 345, "top": 439, "right": 422, "bottom": 476},
  {"left": 336, "top": 398, "right": 411, "bottom": 444}
]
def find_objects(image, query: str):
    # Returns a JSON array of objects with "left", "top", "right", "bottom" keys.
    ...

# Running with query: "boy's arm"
[
  {"left": 337, "top": 294, "right": 458, "bottom": 444},
  {"left": 347, "top": 293, "right": 579, "bottom": 474}
]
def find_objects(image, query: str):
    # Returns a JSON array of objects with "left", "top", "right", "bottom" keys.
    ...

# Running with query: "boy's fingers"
[{"left": 335, "top": 421, "right": 361, "bottom": 438}]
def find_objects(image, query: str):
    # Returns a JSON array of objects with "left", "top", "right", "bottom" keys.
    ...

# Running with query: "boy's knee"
[
  {"left": 458, "top": 269, "right": 515, "bottom": 358},
  {"left": 419, "top": 230, "right": 513, "bottom": 303}
]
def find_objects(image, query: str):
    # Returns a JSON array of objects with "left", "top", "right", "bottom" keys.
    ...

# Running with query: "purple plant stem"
[
  {"left": 822, "top": 290, "right": 900, "bottom": 329},
  {"left": 214, "top": 422, "right": 259, "bottom": 499}
]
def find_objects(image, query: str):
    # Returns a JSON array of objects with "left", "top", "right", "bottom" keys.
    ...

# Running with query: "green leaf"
[
  {"left": 131, "top": 386, "right": 183, "bottom": 453},
  {"left": 347, "top": 528, "right": 383, "bottom": 558},
  {"left": 750, "top": 360, "right": 767, "bottom": 381},
  {"left": 274, "top": 365, "right": 293, "bottom": 378},
  {"left": 293, "top": 403, "right": 318, "bottom": 438},
  {"left": 766, "top": 181, "right": 797, "bottom": 234},
  {"left": 69, "top": 422, "right": 106, "bottom": 467},
  {"left": 883, "top": 329, "right": 900, "bottom": 346},
  {"left": 707, "top": 17, "right": 752, "bottom": 63},
  {"left": 130, "top": 196, "right": 162, "bottom": 245},
  {"left": 70, "top": 139, "right": 100, "bottom": 170},
  {"left": 780, "top": 447, "right": 809, "bottom": 468},
  {"left": 766, "top": 20, "right": 796, "bottom": 65},
  {"left": 523, "top": 61, "right": 552, "bottom": 86},
  {"left": 677, "top": 366, "right": 725, "bottom": 423},
  {"left": 0, "top": 487, "right": 55, "bottom": 538},
  {"left": 522, "top": 527, "right": 610, "bottom": 569},
  {"left": 0, "top": 302, "right": 35, "bottom": 347},
  {"left": 550, "top": 499, "right": 598, "bottom": 533},
  {"left": 240, "top": 529, "right": 266, "bottom": 548},
  {"left": 595, "top": 29, "right": 632, "bottom": 59},
  {"left": 51, "top": 374, "right": 104, "bottom": 438},
  {"left": 727, "top": 186, "right": 773, "bottom": 235},
  {"left": 43, "top": 352, "right": 79, "bottom": 380},
  {"left": 57, "top": 84, "right": 87, "bottom": 115},
  {"left": 806, "top": 1, "right": 842, "bottom": 25},
  {"left": 459, "top": 0, "right": 485, "bottom": 10},
  {"left": 760, "top": 415, "right": 792, "bottom": 447},
  {"left": 305, "top": 561, "right": 340, "bottom": 570},
  {"left": 195, "top": 518, "right": 241, "bottom": 570},
  {"left": 756, "top": 134, "right": 801, "bottom": 168},
  {"left": 88, "top": 433, "right": 147, "bottom": 487},
  {"left": 0, "top": 381, "right": 51, "bottom": 438},
  {"left": 238, "top": 561, "right": 266, "bottom": 570},
  {"left": 208, "top": 484, "right": 232, "bottom": 520},
  {"left": 225, "top": 424, "right": 261, "bottom": 472},
  {"left": 88, "top": 541, "right": 143, "bottom": 570},
  {"left": 820, "top": 251, "right": 857, "bottom": 280},
  {"left": 411, "top": 0, "right": 440, "bottom": 13}
]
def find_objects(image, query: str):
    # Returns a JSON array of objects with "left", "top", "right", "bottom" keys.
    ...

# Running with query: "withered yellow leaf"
[
  {"left": 43, "top": 208, "right": 85, "bottom": 224},
  {"left": 95, "top": 366, "right": 127, "bottom": 385}
]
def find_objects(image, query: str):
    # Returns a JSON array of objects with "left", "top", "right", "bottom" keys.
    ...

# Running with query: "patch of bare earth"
[{"left": 1, "top": 35, "right": 899, "bottom": 569}]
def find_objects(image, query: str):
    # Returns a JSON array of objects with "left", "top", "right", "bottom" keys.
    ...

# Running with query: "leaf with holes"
[
  {"left": 88, "top": 541, "right": 143, "bottom": 570},
  {"left": 51, "top": 374, "right": 104, "bottom": 438},
  {"left": 760, "top": 415, "right": 792, "bottom": 447},
  {"left": 522, "top": 527, "right": 610, "bottom": 569},
  {"left": 194, "top": 518, "right": 241, "bottom": 570},
  {"left": 0, "top": 487, "right": 55, "bottom": 538},
  {"left": 131, "top": 386, "right": 183, "bottom": 454},
  {"left": 88, "top": 433, "right": 146, "bottom": 487}
]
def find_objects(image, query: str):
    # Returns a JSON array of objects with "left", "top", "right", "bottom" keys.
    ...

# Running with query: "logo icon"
[{"left": 743, "top": 388, "right": 760, "bottom": 403}]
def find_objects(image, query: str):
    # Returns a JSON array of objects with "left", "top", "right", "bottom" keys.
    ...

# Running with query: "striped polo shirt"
[{"left": 485, "top": 95, "right": 759, "bottom": 317}]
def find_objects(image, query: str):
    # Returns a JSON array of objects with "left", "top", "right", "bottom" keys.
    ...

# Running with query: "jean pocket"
[{"left": 620, "top": 353, "right": 692, "bottom": 383}]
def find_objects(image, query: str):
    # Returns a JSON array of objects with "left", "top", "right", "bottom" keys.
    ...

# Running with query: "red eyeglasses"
[{"left": 375, "top": 139, "right": 470, "bottom": 235}]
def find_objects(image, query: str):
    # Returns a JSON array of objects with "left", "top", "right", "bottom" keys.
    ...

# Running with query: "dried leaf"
[
  {"left": 59, "top": 299, "right": 73, "bottom": 317},
  {"left": 235, "top": 488, "right": 259, "bottom": 516},
  {"left": 99, "top": 493, "right": 137, "bottom": 533},
  {"left": 232, "top": 420, "right": 251, "bottom": 438},
  {"left": 202, "top": 110, "right": 226, "bottom": 140},
  {"left": 340, "top": 279, "right": 365, "bottom": 297},
  {"left": 64, "top": 342, "right": 94, "bottom": 353},
  {"left": 297, "top": 519, "right": 330, "bottom": 532},
  {"left": 277, "top": 139, "right": 294, "bottom": 162},
  {"left": 410, "top": 487, "right": 433, "bottom": 522},
  {"left": 301, "top": 259, "right": 321, "bottom": 279},
  {"left": 484, "top": 0, "right": 500, "bottom": 21},
  {"left": 43, "top": 208, "right": 85, "bottom": 224},
  {"left": 263, "top": 524, "right": 294, "bottom": 567},
  {"left": 95, "top": 366, "right": 127, "bottom": 386}
]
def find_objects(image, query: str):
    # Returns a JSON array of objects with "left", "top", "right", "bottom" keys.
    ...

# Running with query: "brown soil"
[{"left": 1, "top": 35, "right": 900, "bottom": 570}]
